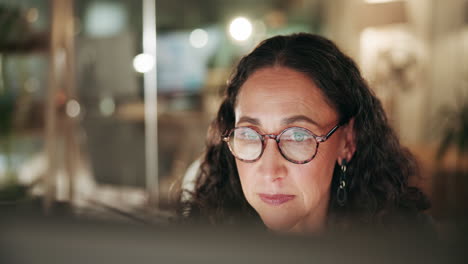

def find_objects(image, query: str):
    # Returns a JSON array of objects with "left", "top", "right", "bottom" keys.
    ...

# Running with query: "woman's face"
[{"left": 234, "top": 67, "right": 350, "bottom": 233}]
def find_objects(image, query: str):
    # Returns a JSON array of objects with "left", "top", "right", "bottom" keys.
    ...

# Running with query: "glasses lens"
[
  {"left": 229, "top": 127, "right": 262, "bottom": 161},
  {"left": 279, "top": 127, "right": 317, "bottom": 162}
]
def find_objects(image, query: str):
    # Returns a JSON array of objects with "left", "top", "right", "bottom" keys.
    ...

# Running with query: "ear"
[{"left": 337, "top": 118, "right": 356, "bottom": 166}]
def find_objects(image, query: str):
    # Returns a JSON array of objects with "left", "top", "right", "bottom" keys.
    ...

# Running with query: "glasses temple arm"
[{"left": 324, "top": 125, "right": 340, "bottom": 140}]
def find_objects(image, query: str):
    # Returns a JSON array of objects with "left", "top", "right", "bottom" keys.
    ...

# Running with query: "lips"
[{"left": 258, "top": 194, "right": 295, "bottom": 206}]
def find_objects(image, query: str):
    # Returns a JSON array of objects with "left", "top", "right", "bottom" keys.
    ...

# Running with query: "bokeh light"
[
  {"left": 66, "top": 100, "right": 81, "bottom": 118},
  {"left": 99, "top": 97, "right": 116, "bottom": 117},
  {"left": 229, "top": 17, "right": 253, "bottom": 41},
  {"left": 133, "top": 53, "right": 155, "bottom": 73},
  {"left": 84, "top": 2, "right": 127, "bottom": 37},
  {"left": 189, "top": 28, "right": 209, "bottom": 48},
  {"left": 26, "top": 8, "right": 39, "bottom": 23}
]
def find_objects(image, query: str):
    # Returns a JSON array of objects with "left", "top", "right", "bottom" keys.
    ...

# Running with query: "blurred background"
[{"left": 0, "top": 0, "right": 467, "bottom": 226}]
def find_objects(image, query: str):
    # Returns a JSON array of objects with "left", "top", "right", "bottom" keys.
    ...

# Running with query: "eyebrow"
[
  {"left": 236, "top": 115, "right": 320, "bottom": 127},
  {"left": 237, "top": 116, "right": 261, "bottom": 126},
  {"left": 281, "top": 115, "right": 320, "bottom": 127}
]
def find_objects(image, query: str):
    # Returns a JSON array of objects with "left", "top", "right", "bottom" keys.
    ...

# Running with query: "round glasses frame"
[{"left": 222, "top": 125, "right": 340, "bottom": 164}]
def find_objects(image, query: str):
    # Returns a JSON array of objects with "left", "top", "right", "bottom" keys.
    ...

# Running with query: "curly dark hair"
[{"left": 180, "top": 33, "right": 430, "bottom": 228}]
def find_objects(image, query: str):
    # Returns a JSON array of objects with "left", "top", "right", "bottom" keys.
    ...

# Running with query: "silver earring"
[{"left": 337, "top": 159, "right": 347, "bottom": 206}]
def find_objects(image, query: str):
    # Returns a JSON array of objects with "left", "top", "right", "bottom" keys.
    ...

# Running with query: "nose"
[{"left": 257, "top": 137, "right": 288, "bottom": 182}]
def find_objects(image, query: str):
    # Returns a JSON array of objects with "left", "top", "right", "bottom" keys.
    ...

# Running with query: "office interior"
[{"left": 1, "top": 0, "right": 467, "bottom": 229}]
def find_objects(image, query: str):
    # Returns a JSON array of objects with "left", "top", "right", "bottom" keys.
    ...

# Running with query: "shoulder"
[{"left": 180, "top": 159, "right": 202, "bottom": 202}]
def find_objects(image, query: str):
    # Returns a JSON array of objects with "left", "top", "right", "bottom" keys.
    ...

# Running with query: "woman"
[{"left": 180, "top": 33, "right": 430, "bottom": 233}]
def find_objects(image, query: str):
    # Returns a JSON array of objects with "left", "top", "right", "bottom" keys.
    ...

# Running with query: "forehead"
[{"left": 236, "top": 67, "right": 337, "bottom": 127}]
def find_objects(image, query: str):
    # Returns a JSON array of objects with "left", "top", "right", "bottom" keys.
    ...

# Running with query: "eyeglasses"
[{"left": 222, "top": 125, "right": 340, "bottom": 164}]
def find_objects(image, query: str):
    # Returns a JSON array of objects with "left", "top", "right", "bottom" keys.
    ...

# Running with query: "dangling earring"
[{"left": 337, "top": 159, "right": 347, "bottom": 207}]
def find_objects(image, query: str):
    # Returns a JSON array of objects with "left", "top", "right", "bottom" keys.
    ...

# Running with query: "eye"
[
  {"left": 238, "top": 129, "right": 258, "bottom": 140},
  {"left": 293, "top": 131, "right": 307, "bottom": 142}
]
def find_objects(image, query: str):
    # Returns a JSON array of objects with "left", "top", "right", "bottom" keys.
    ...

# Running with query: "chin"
[{"left": 259, "top": 213, "right": 299, "bottom": 232}]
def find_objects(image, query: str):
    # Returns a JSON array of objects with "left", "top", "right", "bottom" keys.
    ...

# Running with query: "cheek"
[
  {"left": 290, "top": 163, "right": 332, "bottom": 200},
  {"left": 236, "top": 161, "right": 253, "bottom": 196},
  {"left": 292, "top": 145, "right": 340, "bottom": 200}
]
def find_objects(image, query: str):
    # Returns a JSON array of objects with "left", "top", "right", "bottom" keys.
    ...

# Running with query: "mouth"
[{"left": 258, "top": 194, "right": 295, "bottom": 206}]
